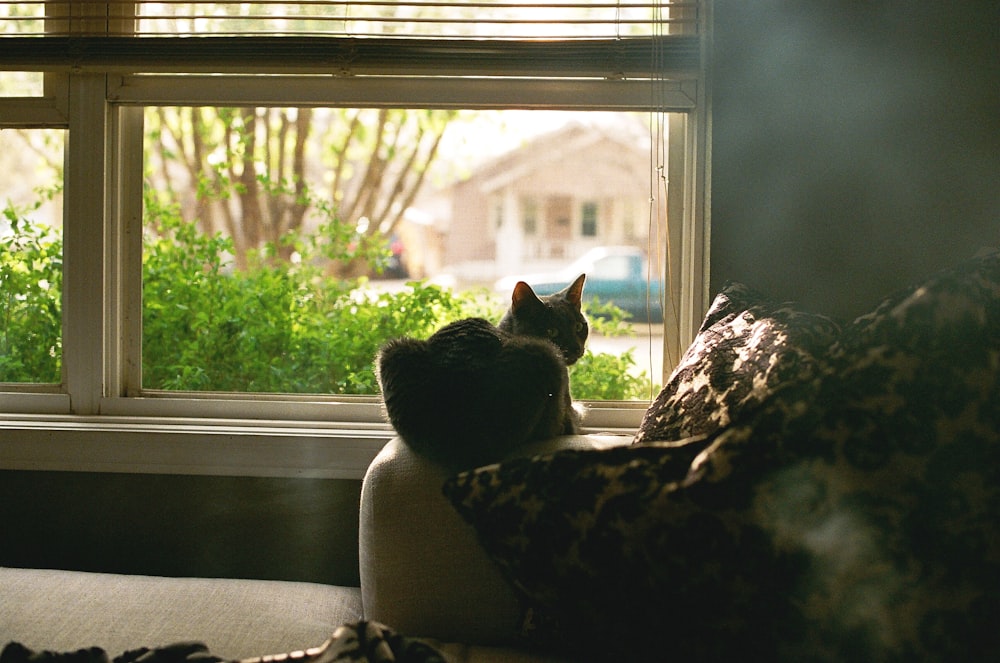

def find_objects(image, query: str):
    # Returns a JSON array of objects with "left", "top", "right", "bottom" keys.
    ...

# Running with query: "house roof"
[{"left": 457, "top": 117, "right": 651, "bottom": 194}]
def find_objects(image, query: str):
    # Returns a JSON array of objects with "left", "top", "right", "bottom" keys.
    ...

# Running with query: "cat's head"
[{"left": 501, "top": 274, "right": 588, "bottom": 365}]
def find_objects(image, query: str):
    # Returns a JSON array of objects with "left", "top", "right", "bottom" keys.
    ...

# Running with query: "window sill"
[
  {"left": 0, "top": 404, "right": 645, "bottom": 479},
  {"left": 0, "top": 415, "right": 393, "bottom": 479}
]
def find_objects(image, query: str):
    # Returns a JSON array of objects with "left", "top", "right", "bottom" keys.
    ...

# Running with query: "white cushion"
[
  {"left": 358, "top": 434, "right": 629, "bottom": 646},
  {"left": 0, "top": 567, "right": 362, "bottom": 659}
]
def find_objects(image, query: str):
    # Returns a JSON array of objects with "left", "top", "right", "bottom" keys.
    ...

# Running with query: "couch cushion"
[
  {"left": 0, "top": 567, "right": 362, "bottom": 660},
  {"left": 358, "top": 435, "right": 628, "bottom": 648}
]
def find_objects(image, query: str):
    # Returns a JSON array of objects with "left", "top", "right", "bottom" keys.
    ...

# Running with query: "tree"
[{"left": 145, "top": 106, "right": 455, "bottom": 272}]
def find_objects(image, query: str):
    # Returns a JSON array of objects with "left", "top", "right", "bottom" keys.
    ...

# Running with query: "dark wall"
[
  {"left": 0, "top": 470, "right": 363, "bottom": 587},
  {"left": 710, "top": 0, "right": 999, "bottom": 319}
]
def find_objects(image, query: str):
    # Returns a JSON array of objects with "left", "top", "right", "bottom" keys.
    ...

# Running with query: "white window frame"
[{"left": 0, "top": 8, "right": 712, "bottom": 479}]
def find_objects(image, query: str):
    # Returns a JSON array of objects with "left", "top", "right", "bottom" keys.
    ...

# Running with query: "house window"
[
  {"left": 0, "top": 2, "right": 710, "bottom": 463},
  {"left": 623, "top": 202, "right": 639, "bottom": 242},
  {"left": 581, "top": 201, "right": 599, "bottom": 237},
  {"left": 522, "top": 198, "right": 538, "bottom": 236}
]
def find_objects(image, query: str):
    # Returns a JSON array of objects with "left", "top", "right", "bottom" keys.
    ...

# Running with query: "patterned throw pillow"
[
  {"left": 444, "top": 248, "right": 1000, "bottom": 662},
  {"left": 443, "top": 434, "right": 805, "bottom": 661},
  {"left": 633, "top": 281, "right": 840, "bottom": 445},
  {"left": 769, "top": 247, "right": 1000, "bottom": 658}
]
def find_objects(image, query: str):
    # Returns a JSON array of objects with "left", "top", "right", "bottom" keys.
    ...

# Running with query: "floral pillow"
[
  {"left": 633, "top": 281, "right": 840, "bottom": 445},
  {"left": 443, "top": 433, "right": 804, "bottom": 661},
  {"left": 444, "top": 248, "right": 1000, "bottom": 661}
]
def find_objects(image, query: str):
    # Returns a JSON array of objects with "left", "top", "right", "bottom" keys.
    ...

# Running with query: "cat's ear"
[
  {"left": 565, "top": 274, "right": 586, "bottom": 308},
  {"left": 511, "top": 280, "right": 543, "bottom": 311}
]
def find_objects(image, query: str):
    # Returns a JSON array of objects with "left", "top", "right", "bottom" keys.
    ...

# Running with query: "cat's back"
[
  {"left": 378, "top": 317, "right": 497, "bottom": 377},
  {"left": 426, "top": 317, "right": 505, "bottom": 368},
  {"left": 376, "top": 316, "right": 569, "bottom": 470},
  {"left": 376, "top": 317, "right": 509, "bottom": 427}
]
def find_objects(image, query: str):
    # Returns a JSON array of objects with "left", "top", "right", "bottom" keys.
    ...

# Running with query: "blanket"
[{"left": 1, "top": 622, "right": 446, "bottom": 663}]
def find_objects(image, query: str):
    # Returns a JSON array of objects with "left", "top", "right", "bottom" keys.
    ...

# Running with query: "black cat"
[{"left": 376, "top": 275, "right": 587, "bottom": 471}]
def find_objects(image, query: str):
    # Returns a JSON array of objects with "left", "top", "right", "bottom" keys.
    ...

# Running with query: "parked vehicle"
[{"left": 495, "top": 246, "right": 664, "bottom": 322}]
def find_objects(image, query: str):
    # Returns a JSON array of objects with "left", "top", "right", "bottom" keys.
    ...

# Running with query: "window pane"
[
  {"left": 0, "top": 2, "right": 43, "bottom": 34},
  {"left": 0, "top": 128, "right": 65, "bottom": 384},
  {"left": 141, "top": 107, "right": 668, "bottom": 399},
  {"left": 0, "top": 1, "right": 44, "bottom": 95},
  {"left": 0, "top": 72, "right": 43, "bottom": 97},
  {"left": 581, "top": 201, "right": 599, "bottom": 237}
]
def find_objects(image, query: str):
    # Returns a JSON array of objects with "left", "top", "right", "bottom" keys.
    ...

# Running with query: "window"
[
  {"left": 141, "top": 106, "right": 681, "bottom": 397},
  {"left": 0, "top": 4, "right": 43, "bottom": 97},
  {"left": 623, "top": 201, "right": 639, "bottom": 242},
  {"left": 581, "top": 201, "right": 599, "bottom": 238},
  {"left": 522, "top": 198, "right": 538, "bottom": 237},
  {"left": 0, "top": 129, "right": 65, "bottom": 385},
  {"left": 0, "top": 71, "right": 42, "bottom": 96},
  {"left": 0, "top": 2, "right": 710, "bottom": 476}
]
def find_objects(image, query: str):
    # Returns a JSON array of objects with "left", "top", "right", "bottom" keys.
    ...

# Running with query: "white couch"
[{"left": 1, "top": 434, "right": 627, "bottom": 662}]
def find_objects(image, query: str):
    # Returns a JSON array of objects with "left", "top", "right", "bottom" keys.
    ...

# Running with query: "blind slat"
[
  {"left": 0, "top": 2, "right": 700, "bottom": 80},
  {"left": 1, "top": 1, "right": 699, "bottom": 39},
  {"left": 0, "top": 34, "right": 700, "bottom": 78}
]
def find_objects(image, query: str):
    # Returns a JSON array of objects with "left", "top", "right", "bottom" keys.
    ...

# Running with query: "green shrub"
[
  {"left": 0, "top": 205, "right": 62, "bottom": 383},
  {"left": 4, "top": 194, "right": 655, "bottom": 401},
  {"left": 570, "top": 349, "right": 651, "bottom": 401},
  {"left": 141, "top": 194, "right": 481, "bottom": 394}
]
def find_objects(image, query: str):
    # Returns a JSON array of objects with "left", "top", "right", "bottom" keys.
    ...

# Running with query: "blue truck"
[{"left": 495, "top": 246, "right": 664, "bottom": 323}]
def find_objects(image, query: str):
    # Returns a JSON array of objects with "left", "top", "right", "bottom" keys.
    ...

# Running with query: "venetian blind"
[{"left": 0, "top": 1, "right": 702, "bottom": 79}]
